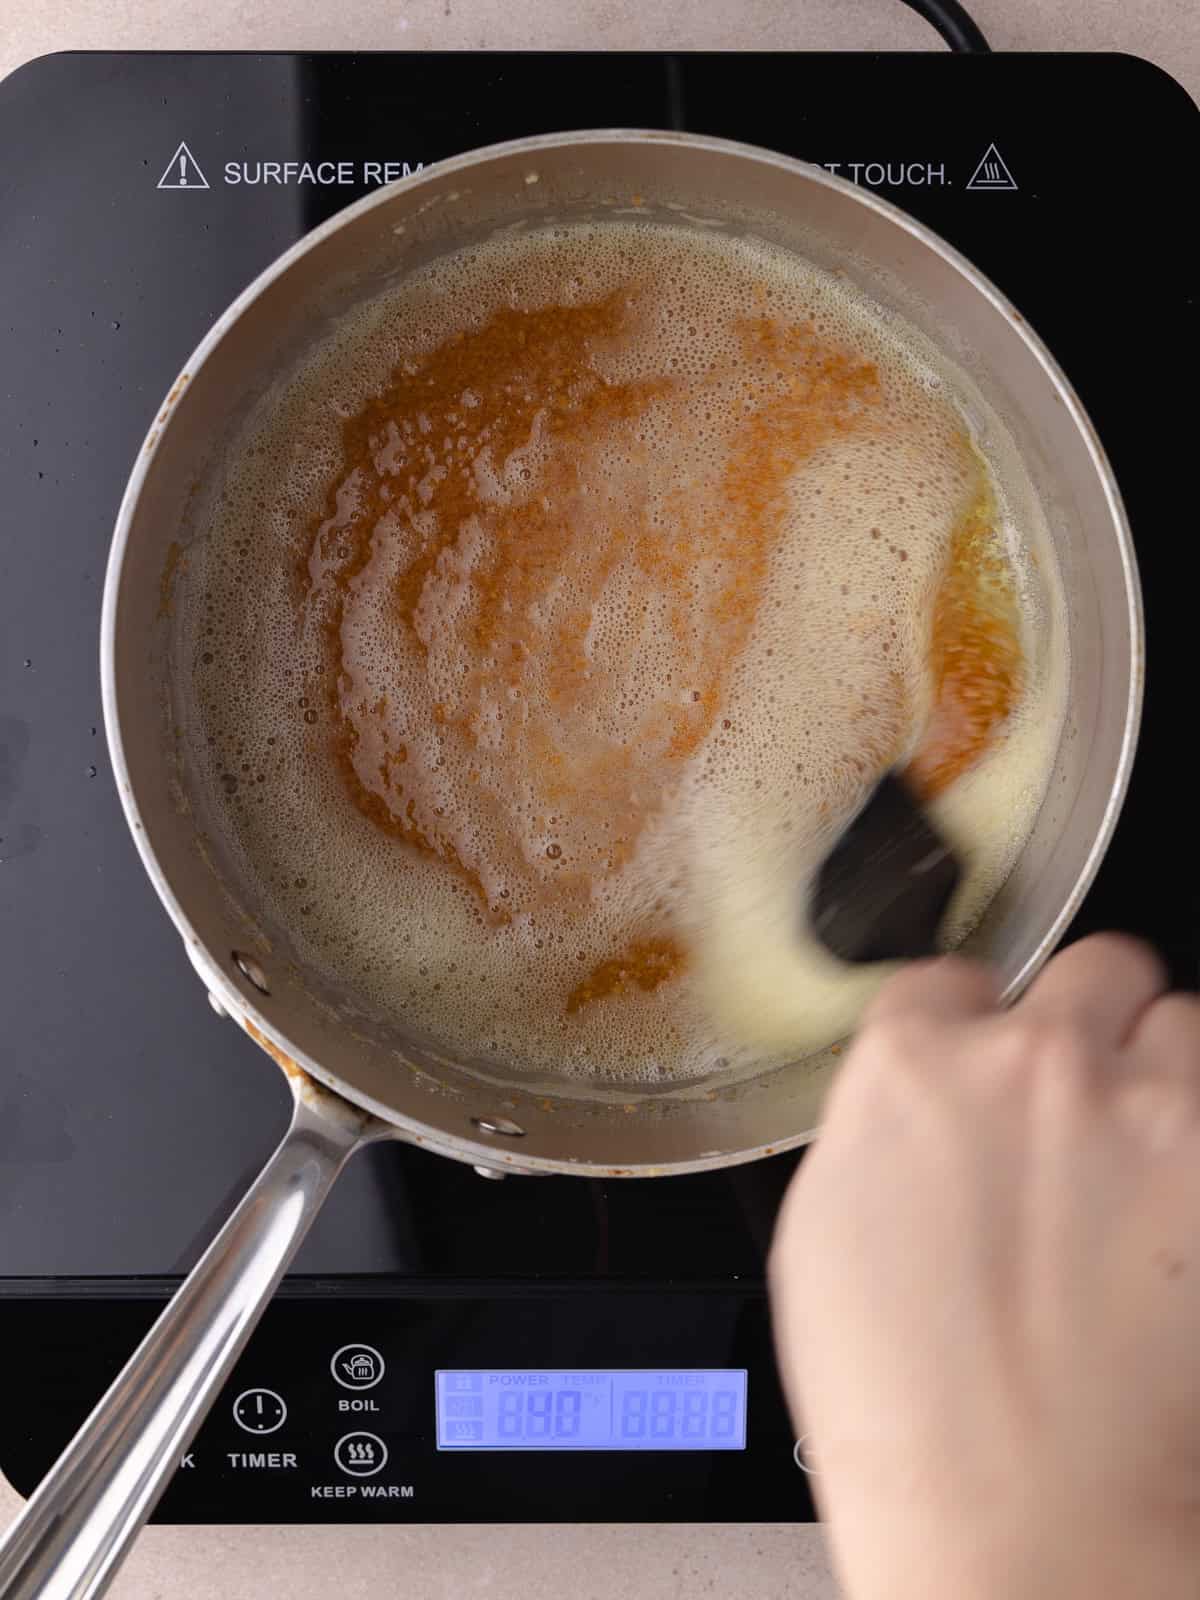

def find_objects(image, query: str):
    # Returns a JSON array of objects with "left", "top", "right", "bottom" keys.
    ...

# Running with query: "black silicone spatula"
[{"left": 809, "top": 771, "right": 962, "bottom": 964}]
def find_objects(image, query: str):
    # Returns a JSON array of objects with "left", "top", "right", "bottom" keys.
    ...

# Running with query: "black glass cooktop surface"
[{"left": 0, "top": 50, "right": 1195, "bottom": 1522}]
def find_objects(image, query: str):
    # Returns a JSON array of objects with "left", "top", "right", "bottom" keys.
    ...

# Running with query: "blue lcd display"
[{"left": 435, "top": 1369, "right": 748, "bottom": 1451}]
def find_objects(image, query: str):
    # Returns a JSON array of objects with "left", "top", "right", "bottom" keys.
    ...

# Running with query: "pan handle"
[{"left": 0, "top": 1091, "right": 372, "bottom": 1600}]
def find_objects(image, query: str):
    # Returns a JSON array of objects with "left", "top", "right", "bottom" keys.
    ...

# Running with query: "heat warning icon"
[
  {"left": 156, "top": 140, "right": 210, "bottom": 190},
  {"left": 965, "top": 143, "right": 1017, "bottom": 192}
]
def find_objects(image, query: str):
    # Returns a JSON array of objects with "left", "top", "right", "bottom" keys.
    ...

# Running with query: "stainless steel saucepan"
[{"left": 0, "top": 130, "right": 1141, "bottom": 1598}]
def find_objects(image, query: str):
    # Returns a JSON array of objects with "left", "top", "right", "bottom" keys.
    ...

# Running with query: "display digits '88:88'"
[{"left": 620, "top": 1387, "right": 739, "bottom": 1441}]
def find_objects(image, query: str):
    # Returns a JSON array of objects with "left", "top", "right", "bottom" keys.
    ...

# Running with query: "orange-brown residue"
[
  {"left": 300, "top": 284, "right": 885, "bottom": 998},
  {"left": 158, "top": 540, "right": 184, "bottom": 620},
  {"left": 305, "top": 293, "right": 671, "bottom": 918},
  {"left": 157, "top": 372, "right": 190, "bottom": 424},
  {"left": 905, "top": 483, "right": 1024, "bottom": 801},
  {"left": 243, "top": 1017, "right": 306, "bottom": 1082},
  {"left": 566, "top": 936, "right": 687, "bottom": 1014}
]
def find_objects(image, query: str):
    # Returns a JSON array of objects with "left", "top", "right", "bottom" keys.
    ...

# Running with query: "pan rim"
[{"left": 100, "top": 127, "right": 1143, "bottom": 1175}]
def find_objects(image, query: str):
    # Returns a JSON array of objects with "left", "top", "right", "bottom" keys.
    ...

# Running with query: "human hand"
[{"left": 769, "top": 934, "right": 1200, "bottom": 1600}]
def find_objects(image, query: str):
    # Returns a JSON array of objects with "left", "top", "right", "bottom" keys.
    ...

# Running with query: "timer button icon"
[
  {"left": 331, "top": 1343, "right": 385, "bottom": 1391},
  {"left": 233, "top": 1388, "right": 287, "bottom": 1435}
]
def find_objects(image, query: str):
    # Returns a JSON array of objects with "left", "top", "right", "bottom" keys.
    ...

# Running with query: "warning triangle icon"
[
  {"left": 157, "top": 140, "right": 210, "bottom": 190},
  {"left": 965, "top": 143, "right": 1017, "bottom": 192}
]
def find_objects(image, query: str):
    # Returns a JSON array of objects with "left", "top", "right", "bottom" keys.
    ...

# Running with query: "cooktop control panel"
[{"left": 0, "top": 1286, "right": 810, "bottom": 1522}]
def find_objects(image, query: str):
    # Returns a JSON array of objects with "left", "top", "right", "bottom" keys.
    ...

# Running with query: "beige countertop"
[{"left": 2, "top": 4, "right": 1197, "bottom": 1596}]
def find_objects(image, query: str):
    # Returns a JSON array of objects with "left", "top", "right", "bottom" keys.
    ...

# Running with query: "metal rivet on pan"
[
  {"left": 471, "top": 1115, "right": 526, "bottom": 1138},
  {"left": 207, "top": 991, "right": 229, "bottom": 1019},
  {"left": 473, "top": 1165, "right": 508, "bottom": 1181},
  {"left": 232, "top": 951, "right": 270, "bottom": 995}
]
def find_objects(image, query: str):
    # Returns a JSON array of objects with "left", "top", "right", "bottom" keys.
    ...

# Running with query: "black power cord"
[{"left": 898, "top": 0, "right": 991, "bottom": 52}]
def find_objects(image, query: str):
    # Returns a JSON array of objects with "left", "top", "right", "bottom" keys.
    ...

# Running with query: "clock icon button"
[{"left": 233, "top": 1388, "right": 287, "bottom": 1435}]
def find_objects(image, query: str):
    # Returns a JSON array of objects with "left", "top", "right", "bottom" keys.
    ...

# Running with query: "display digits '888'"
[{"left": 498, "top": 1388, "right": 583, "bottom": 1439}]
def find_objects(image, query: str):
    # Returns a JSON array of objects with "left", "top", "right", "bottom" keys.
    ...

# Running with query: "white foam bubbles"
[{"left": 171, "top": 219, "right": 1068, "bottom": 1084}]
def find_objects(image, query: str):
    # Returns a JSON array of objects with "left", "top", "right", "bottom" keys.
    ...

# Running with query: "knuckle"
[
  {"left": 1078, "top": 929, "right": 1155, "bottom": 962},
  {"left": 990, "top": 1017, "right": 1097, "bottom": 1090},
  {"left": 1148, "top": 994, "right": 1200, "bottom": 1044},
  {"left": 850, "top": 1015, "right": 941, "bottom": 1082},
  {"left": 1113, "top": 1073, "right": 1198, "bottom": 1147},
  {"left": 1067, "top": 931, "right": 1165, "bottom": 987},
  {"left": 864, "top": 953, "right": 993, "bottom": 1023}
]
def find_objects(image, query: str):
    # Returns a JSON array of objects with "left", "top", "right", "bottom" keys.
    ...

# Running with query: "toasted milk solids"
[{"left": 173, "top": 219, "right": 1067, "bottom": 1084}]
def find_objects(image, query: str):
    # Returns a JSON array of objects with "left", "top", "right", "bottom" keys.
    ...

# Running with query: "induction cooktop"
[{"left": 0, "top": 48, "right": 1196, "bottom": 1524}]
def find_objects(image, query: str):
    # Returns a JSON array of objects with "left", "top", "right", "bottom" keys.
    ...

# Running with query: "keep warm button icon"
[
  {"left": 334, "top": 1432, "right": 388, "bottom": 1478},
  {"left": 331, "top": 1343, "right": 385, "bottom": 1394}
]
